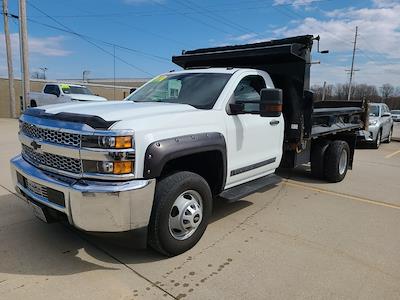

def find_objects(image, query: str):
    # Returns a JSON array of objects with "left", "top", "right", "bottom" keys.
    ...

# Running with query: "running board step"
[{"left": 219, "top": 174, "right": 282, "bottom": 202}]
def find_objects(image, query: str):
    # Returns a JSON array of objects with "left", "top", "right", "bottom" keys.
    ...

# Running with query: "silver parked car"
[
  {"left": 357, "top": 103, "right": 393, "bottom": 148},
  {"left": 391, "top": 110, "right": 400, "bottom": 122}
]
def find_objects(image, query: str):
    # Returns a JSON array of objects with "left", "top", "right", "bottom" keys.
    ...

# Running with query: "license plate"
[{"left": 29, "top": 202, "right": 48, "bottom": 223}]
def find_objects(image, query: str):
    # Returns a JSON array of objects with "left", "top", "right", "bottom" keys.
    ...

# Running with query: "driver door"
[{"left": 224, "top": 72, "right": 284, "bottom": 188}]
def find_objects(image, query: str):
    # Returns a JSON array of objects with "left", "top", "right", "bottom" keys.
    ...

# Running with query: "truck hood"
[
  {"left": 68, "top": 94, "right": 107, "bottom": 101},
  {"left": 39, "top": 101, "right": 198, "bottom": 122}
]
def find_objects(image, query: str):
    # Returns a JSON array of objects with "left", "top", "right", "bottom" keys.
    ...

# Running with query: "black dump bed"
[{"left": 173, "top": 35, "right": 366, "bottom": 167}]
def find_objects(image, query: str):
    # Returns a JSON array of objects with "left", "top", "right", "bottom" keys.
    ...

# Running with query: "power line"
[
  {"left": 26, "top": 0, "right": 334, "bottom": 19},
  {"left": 27, "top": 17, "right": 170, "bottom": 63},
  {"left": 153, "top": 1, "right": 233, "bottom": 35},
  {"left": 25, "top": 1, "right": 154, "bottom": 76},
  {"left": 175, "top": 0, "right": 256, "bottom": 35}
]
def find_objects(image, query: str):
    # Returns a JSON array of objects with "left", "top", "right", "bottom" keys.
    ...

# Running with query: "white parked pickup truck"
[
  {"left": 29, "top": 83, "right": 107, "bottom": 107},
  {"left": 10, "top": 36, "right": 367, "bottom": 256}
]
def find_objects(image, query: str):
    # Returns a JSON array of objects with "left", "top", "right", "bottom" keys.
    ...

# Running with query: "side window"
[
  {"left": 43, "top": 85, "right": 59, "bottom": 96},
  {"left": 44, "top": 85, "right": 55, "bottom": 94},
  {"left": 232, "top": 75, "right": 266, "bottom": 112},
  {"left": 234, "top": 75, "right": 266, "bottom": 102}
]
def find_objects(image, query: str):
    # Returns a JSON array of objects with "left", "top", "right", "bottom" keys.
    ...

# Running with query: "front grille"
[
  {"left": 20, "top": 121, "right": 80, "bottom": 147},
  {"left": 26, "top": 178, "right": 48, "bottom": 199},
  {"left": 22, "top": 144, "right": 81, "bottom": 174}
]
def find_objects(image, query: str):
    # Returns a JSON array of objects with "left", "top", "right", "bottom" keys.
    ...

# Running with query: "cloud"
[
  {"left": 220, "top": 1, "right": 400, "bottom": 86},
  {"left": 273, "top": 0, "right": 323, "bottom": 7},
  {"left": 372, "top": 0, "right": 399, "bottom": 8},
  {"left": 0, "top": 33, "right": 71, "bottom": 57},
  {"left": 0, "top": 33, "right": 71, "bottom": 77},
  {"left": 310, "top": 61, "right": 400, "bottom": 86},
  {"left": 229, "top": 33, "right": 258, "bottom": 42}
]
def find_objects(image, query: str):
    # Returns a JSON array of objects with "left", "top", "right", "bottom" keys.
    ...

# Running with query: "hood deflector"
[{"left": 25, "top": 108, "right": 118, "bottom": 130}]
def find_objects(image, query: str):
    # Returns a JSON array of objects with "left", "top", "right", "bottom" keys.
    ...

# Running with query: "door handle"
[{"left": 269, "top": 120, "right": 280, "bottom": 126}]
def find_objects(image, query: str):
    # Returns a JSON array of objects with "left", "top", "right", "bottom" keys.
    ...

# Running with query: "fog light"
[
  {"left": 100, "top": 161, "right": 114, "bottom": 173},
  {"left": 113, "top": 161, "right": 133, "bottom": 174}
]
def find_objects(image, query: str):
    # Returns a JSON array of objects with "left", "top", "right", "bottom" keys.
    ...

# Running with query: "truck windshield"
[
  {"left": 62, "top": 86, "right": 93, "bottom": 95},
  {"left": 125, "top": 73, "right": 232, "bottom": 109},
  {"left": 369, "top": 105, "right": 380, "bottom": 117}
]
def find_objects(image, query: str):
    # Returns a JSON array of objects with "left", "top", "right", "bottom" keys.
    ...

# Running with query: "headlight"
[
  {"left": 369, "top": 120, "right": 378, "bottom": 126},
  {"left": 82, "top": 135, "right": 133, "bottom": 149}
]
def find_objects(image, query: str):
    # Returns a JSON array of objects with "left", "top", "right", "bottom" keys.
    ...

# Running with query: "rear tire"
[
  {"left": 310, "top": 140, "right": 331, "bottom": 179},
  {"left": 148, "top": 171, "right": 212, "bottom": 256},
  {"left": 384, "top": 127, "right": 393, "bottom": 143},
  {"left": 324, "top": 140, "right": 350, "bottom": 183}
]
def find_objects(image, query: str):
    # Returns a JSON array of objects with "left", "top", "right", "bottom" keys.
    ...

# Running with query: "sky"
[{"left": 1, "top": 0, "right": 400, "bottom": 87}]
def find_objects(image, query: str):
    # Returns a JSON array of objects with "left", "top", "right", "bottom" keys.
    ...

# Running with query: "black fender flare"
[{"left": 143, "top": 132, "right": 227, "bottom": 183}]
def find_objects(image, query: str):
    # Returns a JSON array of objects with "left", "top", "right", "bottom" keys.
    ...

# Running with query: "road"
[{"left": 1, "top": 118, "right": 400, "bottom": 300}]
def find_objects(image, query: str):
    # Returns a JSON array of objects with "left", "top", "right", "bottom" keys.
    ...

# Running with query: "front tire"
[
  {"left": 373, "top": 130, "right": 381, "bottom": 149},
  {"left": 324, "top": 140, "right": 350, "bottom": 183},
  {"left": 148, "top": 171, "right": 212, "bottom": 256}
]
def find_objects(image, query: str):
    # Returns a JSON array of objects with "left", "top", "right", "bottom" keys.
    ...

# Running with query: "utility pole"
[
  {"left": 347, "top": 26, "right": 358, "bottom": 101},
  {"left": 40, "top": 67, "right": 48, "bottom": 80},
  {"left": 82, "top": 70, "right": 90, "bottom": 82},
  {"left": 2, "top": 0, "right": 17, "bottom": 118},
  {"left": 322, "top": 81, "right": 327, "bottom": 101},
  {"left": 113, "top": 45, "right": 116, "bottom": 100},
  {"left": 19, "top": 0, "right": 30, "bottom": 111}
]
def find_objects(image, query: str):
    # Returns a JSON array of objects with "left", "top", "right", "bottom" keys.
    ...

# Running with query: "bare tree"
[{"left": 380, "top": 84, "right": 394, "bottom": 100}]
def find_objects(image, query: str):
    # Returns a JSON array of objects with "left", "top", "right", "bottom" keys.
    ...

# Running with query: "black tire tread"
[
  {"left": 310, "top": 140, "right": 330, "bottom": 179},
  {"left": 324, "top": 140, "right": 350, "bottom": 183},
  {"left": 148, "top": 171, "right": 212, "bottom": 256}
]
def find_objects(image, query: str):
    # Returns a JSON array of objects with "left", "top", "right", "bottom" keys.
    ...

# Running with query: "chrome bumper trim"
[{"left": 11, "top": 155, "right": 155, "bottom": 232}]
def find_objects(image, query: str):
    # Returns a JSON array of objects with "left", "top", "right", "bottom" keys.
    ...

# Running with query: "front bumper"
[
  {"left": 357, "top": 128, "right": 378, "bottom": 142},
  {"left": 10, "top": 155, "right": 155, "bottom": 232}
]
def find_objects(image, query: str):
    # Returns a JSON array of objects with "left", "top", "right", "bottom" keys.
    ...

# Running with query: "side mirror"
[
  {"left": 51, "top": 90, "right": 60, "bottom": 97},
  {"left": 229, "top": 102, "right": 245, "bottom": 115},
  {"left": 382, "top": 112, "right": 391, "bottom": 117},
  {"left": 260, "top": 88, "right": 283, "bottom": 117}
]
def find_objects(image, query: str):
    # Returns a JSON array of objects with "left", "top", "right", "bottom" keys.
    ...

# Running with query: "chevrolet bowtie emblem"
[{"left": 30, "top": 140, "right": 42, "bottom": 151}]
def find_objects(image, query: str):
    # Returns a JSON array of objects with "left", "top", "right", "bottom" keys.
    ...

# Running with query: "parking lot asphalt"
[{"left": 1, "top": 118, "right": 400, "bottom": 300}]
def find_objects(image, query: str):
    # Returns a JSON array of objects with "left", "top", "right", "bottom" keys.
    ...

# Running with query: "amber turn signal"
[
  {"left": 113, "top": 161, "right": 133, "bottom": 174},
  {"left": 115, "top": 136, "right": 132, "bottom": 149}
]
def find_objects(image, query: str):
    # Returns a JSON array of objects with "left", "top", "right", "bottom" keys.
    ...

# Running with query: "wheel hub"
[
  {"left": 338, "top": 149, "right": 348, "bottom": 175},
  {"left": 169, "top": 190, "right": 203, "bottom": 240}
]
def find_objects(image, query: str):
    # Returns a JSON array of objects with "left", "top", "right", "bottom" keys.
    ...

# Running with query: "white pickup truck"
[
  {"left": 29, "top": 83, "right": 107, "bottom": 107},
  {"left": 10, "top": 36, "right": 366, "bottom": 256}
]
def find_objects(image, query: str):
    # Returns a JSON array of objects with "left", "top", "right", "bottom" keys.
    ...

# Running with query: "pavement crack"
[
  {"left": 0, "top": 183, "right": 26, "bottom": 202},
  {"left": 66, "top": 226, "right": 177, "bottom": 299}
]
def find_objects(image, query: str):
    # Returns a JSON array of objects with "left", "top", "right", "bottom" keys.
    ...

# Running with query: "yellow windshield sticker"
[
  {"left": 60, "top": 84, "right": 70, "bottom": 90},
  {"left": 152, "top": 75, "right": 167, "bottom": 82}
]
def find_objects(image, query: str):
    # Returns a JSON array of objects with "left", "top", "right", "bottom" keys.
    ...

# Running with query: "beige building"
[{"left": 0, "top": 77, "right": 148, "bottom": 118}]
